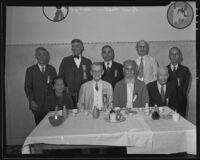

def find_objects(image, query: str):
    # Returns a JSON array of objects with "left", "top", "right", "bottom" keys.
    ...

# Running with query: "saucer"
[{"left": 104, "top": 116, "right": 126, "bottom": 123}]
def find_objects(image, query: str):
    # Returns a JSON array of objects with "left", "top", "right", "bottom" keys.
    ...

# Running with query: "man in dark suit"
[
  {"left": 24, "top": 47, "right": 57, "bottom": 125},
  {"left": 147, "top": 66, "right": 178, "bottom": 111},
  {"left": 166, "top": 47, "right": 190, "bottom": 118},
  {"left": 59, "top": 39, "right": 92, "bottom": 108},
  {"left": 101, "top": 45, "right": 124, "bottom": 89},
  {"left": 113, "top": 60, "right": 149, "bottom": 108}
]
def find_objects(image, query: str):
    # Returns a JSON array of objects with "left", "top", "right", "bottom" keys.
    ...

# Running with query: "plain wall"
[
  {"left": 5, "top": 4, "right": 196, "bottom": 145},
  {"left": 6, "top": 5, "right": 196, "bottom": 44}
]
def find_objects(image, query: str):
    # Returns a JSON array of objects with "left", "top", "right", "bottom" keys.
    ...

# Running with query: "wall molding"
[{"left": 6, "top": 40, "right": 196, "bottom": 46}]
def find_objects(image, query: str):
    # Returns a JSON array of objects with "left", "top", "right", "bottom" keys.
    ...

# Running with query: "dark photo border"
[{"left": 1, "top": 0, "right": 199, "bottom": 159}]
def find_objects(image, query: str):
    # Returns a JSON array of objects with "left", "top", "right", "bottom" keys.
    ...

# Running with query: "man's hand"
[{"left": 30, "top": 101, "right": 39, "bottom": 111}]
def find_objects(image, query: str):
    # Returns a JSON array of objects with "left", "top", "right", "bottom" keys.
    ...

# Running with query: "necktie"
[
  {"left": 173, "top": 66, "right": 176, "bottom": 72},
  {"left": 107, "top": 62, "right": 110, "bottom": 71},
  {"left": 73, "top": 55, "right": 80, "bottom": 59},
  {"left": 160, "top": 85, "right": 165, "bottom": 103},
  {"left": 95, "top": 82, "right": 99, "bottom": 91},
  {"left": 41, "top": 66, "right": 45, "bottom": 74},
  {"left": 138, "top": 57, "right": 144, "bottom": 78}
]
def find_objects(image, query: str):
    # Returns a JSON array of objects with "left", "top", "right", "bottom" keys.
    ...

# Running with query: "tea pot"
[
  {"left": 116, "top": 110, "right": 122, "bottom": 121},
  {"left": 152, "top": 105, "right": 160, "bottom": 120},
  {"left": 109, "top": 109, "right": 116, "bottom": 122},
  {"left": 92, "top": 106, "right": 100, "bottom": 119}
]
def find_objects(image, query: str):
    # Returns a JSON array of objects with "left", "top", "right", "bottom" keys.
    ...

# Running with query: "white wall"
[
  {"left": 6, "top": 4, "right": 196, "bottom": 45},
  {"left": 5, "top": 4, "right": 196, "bottom": 145}
]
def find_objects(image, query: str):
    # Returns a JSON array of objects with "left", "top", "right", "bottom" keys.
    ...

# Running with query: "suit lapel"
[
  {"left": 165, "top": 82, "right": 171, "bottom": 101},
  {"left": 89, "top": 81, "right": 94, "bottom": 107},
  {"left": 122, "top": 80, "right": 127, "bottom": 103},
  {"left": 154, "top": 81, "right": 164, "bottom": 104},
  {"left": 133, "top": 80, "right": 139, "bottom": 99},
  {"left": 79, "top": 56, "right": 84, "bottom": 69}
]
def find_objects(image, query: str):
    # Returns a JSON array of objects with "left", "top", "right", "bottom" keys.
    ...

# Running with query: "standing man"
[
  {"left": 59, "top": 39, "right": 92, "bottom": 108},
  {"left": 167, "top": 47, "right": 190, "bottom": 118},
  {"left": 24, "top": 47, "right": 57, "bottom": 125},
  {"left": 135, "top": 40, "right": 158, "bottom": 84},
  {"left": 113, "top": 60, "right": 149, "bottom": 109},
  {"left": 101, "top": 45, "right": 124, "bottom": 89}
]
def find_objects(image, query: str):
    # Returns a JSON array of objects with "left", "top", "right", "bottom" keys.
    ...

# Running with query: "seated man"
[
  {"left": 77, "top": 62, "right": 113, "bottom": 111},
  {"left": 113, "top": 60, "right": 149, "bottom": 108},
  {"left": 147, "top": 66, "right": 178, "bottom": 111}
]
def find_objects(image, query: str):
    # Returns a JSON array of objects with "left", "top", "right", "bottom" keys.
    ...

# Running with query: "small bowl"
[
  {"left": 48, "top": 115, "right": 64, "bottom": 126},
  {"left": 72, "top": 109, "right": 78, "bottom": 114}
]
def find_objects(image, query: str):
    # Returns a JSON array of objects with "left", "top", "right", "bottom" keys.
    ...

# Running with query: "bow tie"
[{"left": 73, "top": 55, "right": 80, "bottom": 59}]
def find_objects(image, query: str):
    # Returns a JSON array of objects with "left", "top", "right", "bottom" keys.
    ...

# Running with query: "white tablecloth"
[
  {"left": 127, "top": 107, "right": 196, "bottom": 154},
  {"left": 22, "top": 109, "right": 153, "bottom": 154},
  {"left": 22, "top": 107, "right": 196, "bottom": 155}
]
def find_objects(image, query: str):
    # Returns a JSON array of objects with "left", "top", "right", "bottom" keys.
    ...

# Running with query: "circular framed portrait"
[
  {"left": 43, "top": 6, "right": 69, "bottom": 22},
  {"left": 167, "top": 2, "right": 194, "bottom": 29}
]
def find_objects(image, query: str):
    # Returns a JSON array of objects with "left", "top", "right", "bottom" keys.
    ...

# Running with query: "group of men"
[{"left": 24, "top": 39, "right": 190, "bottom": 126}]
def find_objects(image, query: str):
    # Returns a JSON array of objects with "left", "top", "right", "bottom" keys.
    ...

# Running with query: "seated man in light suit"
[
  {"left": 77, "top": 62, "right": 113, "bottom": 111},
  {"left": 113, "top": 60, "right": 149, "bottom": 108},
  {"left": 147, "top": 66, "right": 178, "bottom": 111}
]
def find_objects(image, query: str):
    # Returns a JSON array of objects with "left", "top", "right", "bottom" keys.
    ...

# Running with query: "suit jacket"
[
  {"left": 135, "top": 55, "right": 158, "bottom": 84},
  {"left": 147, "top": 80, "right": 178, "bottom": 110},
  {"left": 167, "top": 64, "right": 190, "bottom": 117},
  {"left": 167, "top": 64, "right": 190, "bottom": 96},
  {"left": 77, "top": 80, "right": 113, "bottom": 110},
  {"left": 45, "top": 91, "right": 74, "bottom": 112},
  {"left": 113, "top": 79, "right": 149, "bottom": 108},
  {"left": 59, "top": 55, "right": 92, "bottom": 95},
  {"left": 102, "top": 61, "right": 124, "bottom": 90},
  {"left": 24, "top": 64, "right": 57, "bottom": 112}
]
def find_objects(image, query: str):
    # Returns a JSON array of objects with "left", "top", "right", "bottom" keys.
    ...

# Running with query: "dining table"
[{"left": 21, "top": 106, "right": 196, "bottom": 155}]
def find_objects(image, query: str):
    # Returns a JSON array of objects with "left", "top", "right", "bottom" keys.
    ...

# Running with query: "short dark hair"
[
  {"left": 52, "top": 76, "right": 67, "bottom": 87},
  {"left": 101, "top": 45, "right": 114, "bottom": 53},
  {"left": 169, "top": 47, "right": 181, "bottom": 56},
  {"left": 71, "top": 39, "right": 83, "bottom": 45},
  {"left": 35, "top": 47, "right": 49, "bottom": 57}
]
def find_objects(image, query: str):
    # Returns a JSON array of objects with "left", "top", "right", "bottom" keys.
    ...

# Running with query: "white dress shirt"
[
  {"left": 157, "top": 82, "right": 166, "bottom": 95},
  {"left": 104, "top": 61, "right": 112, "bottom": 70},
  {"left": 170, "top": 64, "right": 178, "bottom": 71},
  {"left": 93, "top": 80, "right": 103, "bottom": 110},
  {"left": 38, "top": 64, "right": 46, "bottom": 72},
  {"left": 136, "top": 56, "right": 146, "bottom": 81},
  {"left": 126, "top": 81, "right": 134, "bottom": 108},
  {"left": 135, "top": 55, "right": 158, "bottom": 84},
  {"left": 74, "top": 55, "right": 82, "bottom": 68}
]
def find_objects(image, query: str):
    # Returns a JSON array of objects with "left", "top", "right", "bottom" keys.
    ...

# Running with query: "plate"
[
  {"left": 125, "top": 110, "right": 138, "bottom": 115},
  {"left": 104, "top": 116, "right": 126, "bottom": 123},
  {"left": 160, "top": 114, "right": 173, "bottom": 120}
]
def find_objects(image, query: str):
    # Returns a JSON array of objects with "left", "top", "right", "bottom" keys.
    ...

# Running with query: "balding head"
[
  {"left": 123, "top": 60, "right": 138, "bottom": 80},
  {"left": 101, "top": 45, "right": 115, "bottom": 62},
  {"left": 169, "top": 47, "right": 182, "bottom": 65},
  {"left": 157, "top": 66, "right": 169, "bottom": 85},
  {"left": 136, "top": 40, "right": 149, "bottom": 56}
]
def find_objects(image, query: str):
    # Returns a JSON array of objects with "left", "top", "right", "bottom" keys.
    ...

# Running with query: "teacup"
[
  {"left": 144, "top": 109, "right": 150, "bottom": 116},
  {"left": 159, "top": 107, "right": 164, "bottom": 113},
  {"left": 58, "top": 110, "right": 62, "bottom": 116},
  {"left": 85, "top": 110, "right": 90, "bottom": 116},
  {"left": 72, "top": 109, "right": 78, "bottom": 116},
  {"left": 172, "top": 112, "right": 180, "bottom": 122}
]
